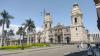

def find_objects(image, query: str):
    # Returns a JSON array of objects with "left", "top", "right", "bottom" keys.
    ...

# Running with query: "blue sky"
[{"left": 0, "top": 0, "right": 99, "bottom": 33}]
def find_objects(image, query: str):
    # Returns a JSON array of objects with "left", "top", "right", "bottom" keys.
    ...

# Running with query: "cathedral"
[{"left": 36, "top": 3, "right": 89, "bottom": 44}]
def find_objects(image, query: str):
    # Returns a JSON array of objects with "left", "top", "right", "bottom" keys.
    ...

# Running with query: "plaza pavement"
[{"left": 0, "top": 44, "right": 88, "bottom": 56}]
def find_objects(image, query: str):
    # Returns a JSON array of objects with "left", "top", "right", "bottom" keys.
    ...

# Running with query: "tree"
[
  {"left": 22, "top": 19, "right": 35, "bottom": 44},
  {"left": 8, "top": 29, "right": 14, "bottom": 36},
  {"left": 0, "top": 10, "right": 14, "bottom": 46},
  {"left": 3, "top": 30, "right": 7, "bottom": 46},
  {"left": 7, "top": 29, "right": 15, "bottom": 46},
  {"left": 16, "top": 27, "right": 23, "bottom": 45},
  {"left": 16, "top": 26, "right": 26, "bottom": 50}
]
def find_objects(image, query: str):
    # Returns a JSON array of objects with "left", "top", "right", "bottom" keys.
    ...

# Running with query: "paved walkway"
[
  {"left": 0, "top": 45, "right": 63, "bottom": 55},
  {"left": 0, "top": 44, "right": 88, "bottom": 56}
]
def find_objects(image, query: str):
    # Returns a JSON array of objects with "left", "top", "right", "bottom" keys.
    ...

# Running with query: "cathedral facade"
[{"left": 36, "top": 3, "right": 89, "bottom": 44}]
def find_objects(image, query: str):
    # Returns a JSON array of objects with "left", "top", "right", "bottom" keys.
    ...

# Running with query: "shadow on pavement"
[{"left": 64, "top": 50, "right": 87, "bottom": 56}]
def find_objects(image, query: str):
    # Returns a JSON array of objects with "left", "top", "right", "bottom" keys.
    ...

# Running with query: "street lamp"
[
  {"left": 94, "top": 0, "right": 100, "bottom": 44},
  {"left": 94, "top": 0, "right": 100, "bottom": 31}
]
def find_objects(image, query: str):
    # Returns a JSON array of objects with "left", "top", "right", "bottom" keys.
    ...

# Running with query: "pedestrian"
[
  {"left": 94, "top": 43, "right": 100, "bottom": 56},
  {"left": 87, "top": 46, "right": 93, "bottom": 56},
  {"left": 80, "top": 42, "right": 84, "bottom": 48},
  {"left": 87, "top": 43, "right": 90, "bottom": 48},
  {"left": 77, "top": 44, "right": 80, "bottom": 48}
]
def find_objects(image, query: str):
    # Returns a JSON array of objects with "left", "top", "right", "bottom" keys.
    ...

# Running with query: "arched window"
[
  {"left": 45, "top": 24, "right": 47, "bottom": 28},
  {"left": 76, "top": 28, "right": 77, "bottom": 31},
  {"left": 50, "top": 24, "right": 51, "bottom": 28},
  {"left": 74, "top": 18, "right": 77, "bottom": 23}
]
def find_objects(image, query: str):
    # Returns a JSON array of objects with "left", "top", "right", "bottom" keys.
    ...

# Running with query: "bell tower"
[
  {"left": 70, "top": 3, "right": 86, "bottom": 43},
  {"left": 71, "top": 3, "right": 83, "bottom": 26},
  {"left": 43, "top": 10, "right": 52, "bottom": 43},
  {"left": 44, "top": 11, "right": 52, "bottom": 31}
]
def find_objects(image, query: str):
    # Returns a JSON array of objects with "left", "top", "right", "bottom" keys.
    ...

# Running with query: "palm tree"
[
  {"left": 3, "top": 30, "right": 7, "bottom": 46},
  {"left": 16, "top": 27, "right": 23, "bottom": 45},
  {"left": 22, "top": 19, "right": 35, "bottom": 44},
  {"left": 7, "top": 29, "right": 14, "bottom": 46},
  {"left": 0, "top": 10, "right": 14, "bottom": 46},
  {"left": 16, "top": 26, "right": 26, "bottom": 50}
]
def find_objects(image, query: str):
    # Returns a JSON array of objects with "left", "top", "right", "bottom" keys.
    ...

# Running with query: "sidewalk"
[{"left": 0, "top": 45, "right": 65, "bottom": 56}]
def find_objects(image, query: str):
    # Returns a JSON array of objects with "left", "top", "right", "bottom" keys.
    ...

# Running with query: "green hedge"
[
  {"left": 0, "top": 45, "right": 21, "bottom": 50},
  {"left": 0, "top": 43, "right": 49, "bottom": 50},
  {"left": 32, "top": 43, "right": 49, "bottom": 47}
]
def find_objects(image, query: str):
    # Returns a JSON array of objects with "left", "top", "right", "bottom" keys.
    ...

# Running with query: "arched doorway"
[
  {"left": 49, "top": 38, "right": 53, "bottom": 43},
  {"left": 58, "top": 36, "right": 61, "bottom": 43},
  {"left": 38, "top": 38, "right": 41, "bottom": 43},
  {"left": 66, "top": 37, "right": 71, "bottom": 44}
]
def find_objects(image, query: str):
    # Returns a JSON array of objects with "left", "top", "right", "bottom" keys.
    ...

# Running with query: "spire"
[
  {"left": 73, "top": 0, "right": 80, "bottom": 7},
  {"left": 43, "top": 8, "right": 46, "bottom": 17},
  {"left": 43, "top": 9, "right": 50, "bottom": 16},
  {"left": 73, "top": 3, "right": 79, "bottom": 7},
  {"left": 72, "top": 3, "right": 82, "bottom": 15}
]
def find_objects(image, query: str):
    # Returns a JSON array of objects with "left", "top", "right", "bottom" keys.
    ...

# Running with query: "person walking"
[
  {"left": 87, "top": 43, "right": 90, "bottom": 48},
  {"left": 94, "top": 43, "right": 100, "bottom": 56},
  {"left": 87, "top": 46, "right": 94, "bottom": 56}
]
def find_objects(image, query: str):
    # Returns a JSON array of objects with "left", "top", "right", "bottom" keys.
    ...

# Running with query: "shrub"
[
  {"left": 0, "top": 43, "right": 49, "bottom": 50},
  {"left": 32, "top": 43, "right": 49, "bottom": 47},
  {"left": 0, "top": 45, "right": 21, "bottom": 50}
]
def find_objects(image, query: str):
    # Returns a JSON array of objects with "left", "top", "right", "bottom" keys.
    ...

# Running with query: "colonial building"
[
  {"left": 50, "top": 23, "right": 71, "bottom": 43},
  {"left": 88, "top": 33, "right": 100, "bottom": 43},
  {"left": 39, "top": 3, "right": 88, "bottom": 44},
  {"left": 43, "top": 11, "right": 52, "bottom": 43},
  {"left": 70, "top": 4, "right": 88, "bottom": 43}
]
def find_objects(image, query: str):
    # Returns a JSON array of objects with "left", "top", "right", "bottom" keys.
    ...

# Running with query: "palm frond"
[
  {"left": 22, "top": 18, "right": 35, "bottom": 32},
  {"left": 6, "top": 20, "right": 10, "bottom": 28},
  {"left": 0, "top": 9, "right": 14, "bottom": 28}
]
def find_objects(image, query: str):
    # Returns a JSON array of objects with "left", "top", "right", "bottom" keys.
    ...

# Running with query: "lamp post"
[
  {"left": 94, "top": 0, "right": 100, "bottom": 44},
  {"left": 94, "top": 0, "right": 100, "bottom": 31}
]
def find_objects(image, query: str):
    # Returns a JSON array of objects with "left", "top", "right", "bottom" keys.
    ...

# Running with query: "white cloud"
[
  {"left": 0, "top": 24, "right": 43, "bottom": 35},
  {"left": 0, "top": 24, "right": 44, "bottom": 40},
  {"left": 36, "top": 27, "right": 43, "bottom": 32},
  {"left": 0, "top": 24, "right": 20, "bottom": 35},
  {"left": 9, "top": 24, "right": 20, "bottom": 33}
]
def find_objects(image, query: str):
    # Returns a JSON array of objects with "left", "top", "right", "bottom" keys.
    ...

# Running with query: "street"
[{"left": 0, "top": 45, "right": 87, "bottom": 56}]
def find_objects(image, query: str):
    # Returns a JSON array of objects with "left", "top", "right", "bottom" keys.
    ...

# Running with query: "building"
[
  {"left": 39, "top": 3, "right": 88, "bottom": 44},
  {"left": 50, "top": 23, "right": 71, "bottom": 44},
  {"left": 43, "top": 11, "right": 52, "bottom": 43},
  {"left": 92, "top": 0, "right": 100, "bottom": 44},
  {"left": 88, "top": 33, "right": 100, "bottom": 43},
  {"left": 70, "top": 4, "right": 88, "bottom": 43}
]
